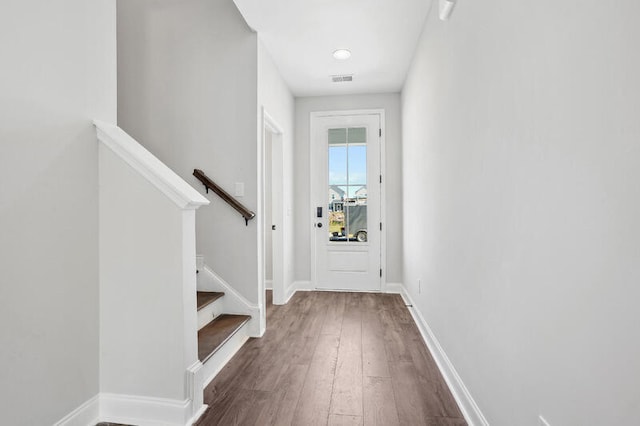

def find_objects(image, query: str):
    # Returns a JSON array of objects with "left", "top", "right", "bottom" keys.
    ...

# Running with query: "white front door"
[{"left": 310, "top": 112, "right": 382, "bottom": 291}]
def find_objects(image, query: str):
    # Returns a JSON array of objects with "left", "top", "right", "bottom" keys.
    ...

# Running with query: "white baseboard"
[
  {"left": 53, "top": 394, "right": 99, "bottom": 426},
  {"left": 99, "top": 393, "right": 195, "bottom": 426},
  {"left": 385, "top": 282, "right": 405, "bottom": 294},
  {"left": 391, "top": 284, "right": 489, "bottom": 426},
  {"left": 284, "top": 281, "right": 312, "bottom": 303},
  {"left": 197, "top": 263, "right": 260, "bottom": 337},
  {"left": 55, "top": 391, "right": 206, "bottom": 426},
  {"left": 284, "top": 282, "right": 299, "bottom": 303},
  {"left": 293, "top": 280, "right": 312, "bottom": 290},
  {"left": 265, "top": 279, "right": 273, "bottom": 290}
]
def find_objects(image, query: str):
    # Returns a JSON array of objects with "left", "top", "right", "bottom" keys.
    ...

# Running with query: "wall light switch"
[{"left": 235, "top": 182, "right": 244, "bottom": 197}]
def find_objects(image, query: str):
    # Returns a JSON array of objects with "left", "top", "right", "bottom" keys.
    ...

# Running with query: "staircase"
[
  {"left": 196, "top": 291, "right": 251, "bottom": 386},
  {"left": 93, "top": 121, "right": 254, "bottom": 425}
]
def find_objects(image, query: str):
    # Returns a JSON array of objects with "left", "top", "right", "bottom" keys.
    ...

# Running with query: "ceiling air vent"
[{"left": 331, "top": 74, "right": 353, "bottom": 83}]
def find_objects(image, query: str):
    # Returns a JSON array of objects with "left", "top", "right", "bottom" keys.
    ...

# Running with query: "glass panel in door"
[{"left": 327, "top": 127, "right": 368, "bottom": 243}]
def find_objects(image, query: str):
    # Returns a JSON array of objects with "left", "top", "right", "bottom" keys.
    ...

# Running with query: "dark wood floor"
[
  {"left": 196, "top": 291, "right": 467, "bottom": 426},
  {"left": 199, "top": 314, "right": 252, "bottom": 362}
]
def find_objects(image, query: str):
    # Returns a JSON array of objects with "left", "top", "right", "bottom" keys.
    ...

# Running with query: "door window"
[{"left": 327, "top": 127, "right": 368, "bottom": 243}]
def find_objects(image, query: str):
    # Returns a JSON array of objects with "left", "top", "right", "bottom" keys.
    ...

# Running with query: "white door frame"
[
  {"left": 259, "top": 108, "right": 285, "bottom": 334},
  {"left": 309, "top": 109, "right": 387, "bottom": 290}
]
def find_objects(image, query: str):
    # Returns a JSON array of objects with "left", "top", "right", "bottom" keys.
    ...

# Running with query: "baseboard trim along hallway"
[
  {"left": 396, "top": 285, "right": 490, "bottom": 426},
  {"left": 54, "top": 393, "right": 203, "bottom": 426}
]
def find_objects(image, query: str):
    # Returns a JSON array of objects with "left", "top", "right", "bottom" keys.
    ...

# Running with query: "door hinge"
[
  {"left": 380, "top": 268, "right": 383, "bottom": 277},
  {"left": 380, "top": 222, "right": 382, "bottom": 231},
  {"left": 379, "top": 174, "right": 382, "bottom": 184},
  {"left": 379, "top": 128, "right": 382, "bottom": 137}
]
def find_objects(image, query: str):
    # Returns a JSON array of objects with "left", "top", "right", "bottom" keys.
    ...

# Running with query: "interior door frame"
[
  {"left": 309, "top": 109, "right": 387, "bottom": 291},
  {"left": 259, "top": 108, "right": 285, "bottom": 335}
]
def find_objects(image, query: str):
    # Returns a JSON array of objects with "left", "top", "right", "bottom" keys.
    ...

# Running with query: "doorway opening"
[{"left": 260, "top": 109, "right": 285, "bottom": 333}]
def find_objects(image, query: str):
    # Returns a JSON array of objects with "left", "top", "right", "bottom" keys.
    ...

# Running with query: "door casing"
[
  {"left": 309, "top": 109, "right": 387, "bottom": 291},
  {"left": 260, "top": 108, "right": 285, "bottom": 335}
]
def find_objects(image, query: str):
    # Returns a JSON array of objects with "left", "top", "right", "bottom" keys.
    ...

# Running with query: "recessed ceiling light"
[{"left": 333, "top": 49, "right": 351, "bottom": 60}]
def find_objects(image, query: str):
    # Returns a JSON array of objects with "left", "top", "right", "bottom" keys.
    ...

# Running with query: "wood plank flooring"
[{"left": 196, "top": 291, "right": 466, "bottom": 426}]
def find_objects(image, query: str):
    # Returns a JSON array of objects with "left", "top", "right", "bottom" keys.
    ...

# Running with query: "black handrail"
[{"left": 193, "top": 169, "right": 256, "bottom": 226}]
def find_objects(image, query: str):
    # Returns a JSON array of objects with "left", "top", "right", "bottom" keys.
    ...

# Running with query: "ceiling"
[{"left": 233, "top": 0, "right": 433, "bottom": 97}]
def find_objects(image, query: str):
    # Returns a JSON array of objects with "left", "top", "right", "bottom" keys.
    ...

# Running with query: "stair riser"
[
  {"left": 201, "top": 323, "right": 249, "bottom": 388},
  {"left": 197, "top": 299, "right": 223, "bottom": 330}
]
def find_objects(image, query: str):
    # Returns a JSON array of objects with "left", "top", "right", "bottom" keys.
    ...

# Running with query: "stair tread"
[
  {"left": 196, "top": 291, "right": 224, "bottom": 311},
  {"left": 198, "top": 314, "right": 251, "bottom": 363}
]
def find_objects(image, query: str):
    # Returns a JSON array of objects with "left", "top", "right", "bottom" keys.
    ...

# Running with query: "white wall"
[
  {"left": 294, "top": 94, "right": 403, "bottom": 284},
  {"left": 0, "top": 0, "right": 116, "bottom": 424},
  {"left": 117, "top": 0, "right": 260, "bottom": 303},
  {"left": 257, "top": 40, "right": 296, "bottom": 301},
  {"left": 98, "top": 141, "right": 200, "bottom": 403},
  {"left": 402, "top": 1, "right": 640, "bottom": 425}
]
